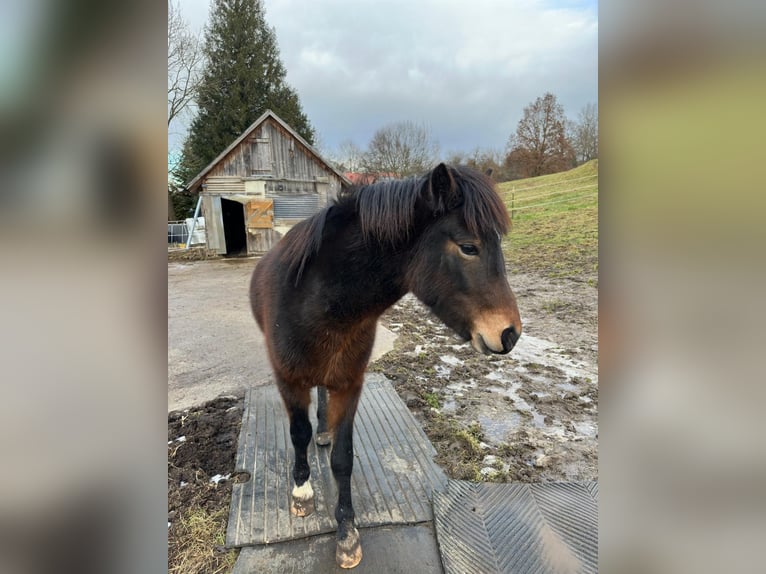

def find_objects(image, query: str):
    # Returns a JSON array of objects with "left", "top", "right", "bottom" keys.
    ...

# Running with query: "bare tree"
[
  {"left": 506, "top": 92, "right": 575, "bottom": 178},
  {"left": 570, "top": 102, "right": 598, "bottom": 163},
  {"left": 446, "top": 147, "right": 511, "bottom": 181},
  {"left": 334, "top": 139, "right": 365, "bottom": 172},
  {"left": 168, "top": 1, "right": 203, "bottom": 127},
  {"left": 362, "top": 121, "right": 439, "bottom": 178}
]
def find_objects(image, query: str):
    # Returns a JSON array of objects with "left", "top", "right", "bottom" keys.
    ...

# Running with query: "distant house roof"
[
  {"left": 344, "top": 172, "right": 376, "bottom": 186},
  {"left": 184, "top": 109, "right": 351, "bottom": 192},
  {"left": 344, "top": 172, "right": 398, "bottom": 185}
]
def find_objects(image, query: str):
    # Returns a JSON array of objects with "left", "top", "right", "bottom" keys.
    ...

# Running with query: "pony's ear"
[{"left": 428, "top": 163, "right": 462, "bottom": 211}]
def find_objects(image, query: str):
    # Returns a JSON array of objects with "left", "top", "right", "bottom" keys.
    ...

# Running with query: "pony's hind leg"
[
  {"left": 282, "top": 387, "right": 315, "bottom": 517},
  {"left": 328, "top": 384, "right": 364, "bottom": 568},
  {"left": 315, "top": 386, "right": 332, "bottom": 446}
]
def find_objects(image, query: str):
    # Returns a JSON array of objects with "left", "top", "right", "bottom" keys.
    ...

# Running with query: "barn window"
[{"left": 250, "top": 138, "right": 272, "bottom": 173}]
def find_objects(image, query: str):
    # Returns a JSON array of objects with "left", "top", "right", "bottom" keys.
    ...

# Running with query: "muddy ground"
[
  {"left": 168, "top": 268, "right": 597, "bottom": 571},
  {"left": 168, "top": 396, "right": 244, "bottom": 573},
  {"left": 371, "top": 270, "right": 598, "bottom": 482}
]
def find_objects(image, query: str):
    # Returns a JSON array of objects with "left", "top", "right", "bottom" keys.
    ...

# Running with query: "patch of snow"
[
  {"left": 210, "top": 473, "right": 230, "bottom": 484},
  {"left": 485, "top": 371, "right": 508, "bottom": 382},
  {"left": 446, "top": 380, "right": 476, "bottom": 392},
  {"left": 435, "top": 364, "right": 452, "bottom": 378},
  {"left": 556, "top": 382, "right": 579, "bottom": 394},
  {"left": 440, "top": 355, "right": 463, "bottom": 366},
  {"left": 510, "top": 334, "right": 597, "bottom": 383}
]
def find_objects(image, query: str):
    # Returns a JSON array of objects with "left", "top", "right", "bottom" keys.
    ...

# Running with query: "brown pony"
[{"left": 250, "top": 163, "right": 522, "bottom": 568}]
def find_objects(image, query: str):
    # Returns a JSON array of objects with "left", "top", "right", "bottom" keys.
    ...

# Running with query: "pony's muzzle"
[
  {"left": 501, "top": 326, "right": 520, "bottom": 354},
  {"left": 470, "top": 309, "right": 522, "bottom": 354}
]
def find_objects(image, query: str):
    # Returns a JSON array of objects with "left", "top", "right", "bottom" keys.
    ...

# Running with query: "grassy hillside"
[{"left": 497, "top": 160, "right": 598, "bottom": 278}]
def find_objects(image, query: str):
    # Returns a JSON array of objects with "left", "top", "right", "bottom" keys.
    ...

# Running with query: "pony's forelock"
[{"left": 454, "top": 166, "right": 510, "bottom": 238}]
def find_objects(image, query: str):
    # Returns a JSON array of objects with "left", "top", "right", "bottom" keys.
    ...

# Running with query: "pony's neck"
[
  {"left": 345, "top": 240, "right": 413, "bottom": 320},
  {"left": 315, "top": 220, "right": 419, "bottom": 323}
]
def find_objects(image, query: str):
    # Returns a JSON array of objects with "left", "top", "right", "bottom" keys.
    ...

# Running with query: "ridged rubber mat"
[
  {"left": 433, "top": 481, "right": 598, "bottom": 574},
  {"left": 227, "top": 373, "right": 447, "bottom": 547}
]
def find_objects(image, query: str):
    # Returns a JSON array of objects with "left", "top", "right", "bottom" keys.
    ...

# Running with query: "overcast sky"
[{"left": 170, "top": 0, "right": 597, "bottom": 159}]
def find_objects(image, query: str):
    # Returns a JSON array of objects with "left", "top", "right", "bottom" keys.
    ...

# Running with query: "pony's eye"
[{"left": 459, "top": 244, "right": 479, "bottom": 256}]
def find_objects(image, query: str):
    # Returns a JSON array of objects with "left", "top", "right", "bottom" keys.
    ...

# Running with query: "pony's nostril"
[{"left": 501, "top": 326, "right": 520, "bottom": 352}]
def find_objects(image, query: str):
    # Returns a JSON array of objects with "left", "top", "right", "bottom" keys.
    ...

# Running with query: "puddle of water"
[
  {"left": 573, "top": 420, "right": 598, "bottom": 438},
  {"left": 487, "top": 384, "right": 547, "bottom": 429},
  {"left": 442, "top": 398, "right": 457, "bottom": 413},
  {"left": 530, "top": 411, "right": 546, "bottom": 428},
  {"left": 478, "top": 413, "right": 520, "bottom": 442}
]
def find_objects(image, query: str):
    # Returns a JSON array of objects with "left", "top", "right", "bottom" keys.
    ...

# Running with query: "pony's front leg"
[
  {"left": 329, "top": 386, "right": 363, "bottom": 568},
  {"left": 315, "top": 385, "right": 332, "bottom": 446},
  {"left": 284, "top": 389, "right": 315, "bottom": 517}
]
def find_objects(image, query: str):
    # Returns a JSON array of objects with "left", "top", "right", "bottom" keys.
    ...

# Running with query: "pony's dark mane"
[{"left": 281, "top": 165, "right": 509, "bottom": 285}]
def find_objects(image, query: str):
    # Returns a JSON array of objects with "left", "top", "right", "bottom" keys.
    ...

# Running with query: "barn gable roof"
[{"left": 184, "top": 109, "right": 351, "bottom": 192}]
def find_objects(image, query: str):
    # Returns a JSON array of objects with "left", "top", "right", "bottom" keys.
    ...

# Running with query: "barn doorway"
[{"left": 221, "top": 198, "right": 247, "bottom": 255}]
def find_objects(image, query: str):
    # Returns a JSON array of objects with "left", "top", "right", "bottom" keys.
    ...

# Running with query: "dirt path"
[
  {"left": 168, "top": 258, "right": 271, "bottom": 412},
  {"left": 168, "top": 258, "right": 397, "bottom": 412}
]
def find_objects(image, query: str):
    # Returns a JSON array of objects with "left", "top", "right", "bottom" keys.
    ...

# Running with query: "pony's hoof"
[
  {"left": 290, "top": 495, "right": 314, "bottom": 517},
  {"left": 336, "top": 526, "right": 362, "bottom": 569},
  {"left": 316, "top": 432, "right": 332, "bottom": 446},
  {"left": 290, "top": 481, "right": 315, "bottom": 517}
]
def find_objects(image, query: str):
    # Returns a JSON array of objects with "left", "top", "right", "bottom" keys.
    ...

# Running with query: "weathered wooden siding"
[
  {"left": 208, "top": 118, "right": 342, "bottom": 200},
  {"left": 205, "top": 176, "right": 245, "bottom": 195},
  {"left": 198, "top": 114, "right": 346, "bottom": 255},
  {"left": 246, "top": 228, "right": 281, "bottom": 254},
  {"left": 202, "top": 195, "right": 226, "bottom": 254},
  {"left": 208, "top": 118, "right": 338, "bottom": 181}
]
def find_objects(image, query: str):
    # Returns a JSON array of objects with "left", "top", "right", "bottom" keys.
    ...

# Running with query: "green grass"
[
  {"left": 422, "top": 391, "right": 441, "bottom": 409},
  {"left": 498, "top": 160, "right": 598, "bottom": 278},
  {"left": 169, "top": 506, "right": 238, "bottom": 574}
]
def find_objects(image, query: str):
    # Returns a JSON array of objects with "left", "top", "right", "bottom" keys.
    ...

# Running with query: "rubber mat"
[
  {"left": 232, "top": 523, "right": 444, "bottom": 574},
  {"left": 433, "top": 480, "right": 598, "bottom": 574},
  {"left": 227, "top": 373, "right": 448, "bottom": 547}
]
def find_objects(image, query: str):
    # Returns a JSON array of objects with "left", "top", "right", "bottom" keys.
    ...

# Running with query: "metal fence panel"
[{"left": 168, "top": 221, "right": 189, "bottom": 244}]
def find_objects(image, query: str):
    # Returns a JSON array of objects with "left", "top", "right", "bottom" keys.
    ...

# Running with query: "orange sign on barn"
[{"left": 245, "top": 199, "right": 274, "bottom": 229}]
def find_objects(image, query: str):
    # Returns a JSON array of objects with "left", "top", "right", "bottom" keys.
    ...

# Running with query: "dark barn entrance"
[{"left": 221, "top": 198, "right": 247, "bottom": 255}]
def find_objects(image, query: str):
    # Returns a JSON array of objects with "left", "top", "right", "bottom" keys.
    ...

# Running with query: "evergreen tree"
[{"left": 176, "top": 0, "right": 315, "bottom": 187}]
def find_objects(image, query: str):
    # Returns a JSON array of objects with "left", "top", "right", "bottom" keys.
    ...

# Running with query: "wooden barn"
[{"left": 184, "top": 110, "right": 351, "bottom": 255}]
